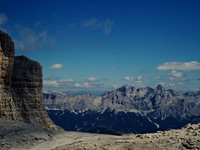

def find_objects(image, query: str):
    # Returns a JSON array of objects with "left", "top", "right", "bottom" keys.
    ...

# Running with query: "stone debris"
[{"left": 1, "top": 119, "right": 198, "bottom": 150}]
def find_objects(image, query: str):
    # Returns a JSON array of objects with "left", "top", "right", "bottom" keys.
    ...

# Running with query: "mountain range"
[{"left": 44, "top": 85, "right": 200, "bottom": 134}]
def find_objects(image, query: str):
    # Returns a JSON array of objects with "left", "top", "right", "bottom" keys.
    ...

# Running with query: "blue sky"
[{"left": 0, "top": 0, "right": 200, "bottom": 94}]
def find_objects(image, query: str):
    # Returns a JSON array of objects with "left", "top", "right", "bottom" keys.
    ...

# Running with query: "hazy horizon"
[{"left": 1, "top": 0, "right": 200, "bottom": 93}]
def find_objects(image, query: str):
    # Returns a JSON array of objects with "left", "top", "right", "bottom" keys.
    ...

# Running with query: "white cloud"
[
  {"left": 49, "top": 64, "right": 64, "bottom": 70},
  {"left": 137, "top": 76, "right": 142, "bottom": 80},
  {"left": 83, "top": 82, "right": 90, "bottom": 87},
  {"left": 159, "top": 82, "right": 166, "bottom": 86},
  {"left": 124, "top": 76, "right": 134, "bottom": 81},
  {"left": 74, "top": 83, "right": 90, "bottom": 88},
  {"left": 178, "top": 82, "right": 183, "bottom": 85},
  {"left": 59, "top": 79, "right": 74, "bottom": 82},
  {"left": 167, "top": 70, "right": 183, "bottom": 78},
  {"left": 43, "top": 81, "right": 59, "bottom": 87},
  {"left": 0, "top": 13, "right": 8, "bottom": 25},
  {"left": 135, "top": 75, "right": 143, "bottom": 84},
  {"left": 124, "top": 75, "right": 143, "bottom": 84},
  {"left": 136, "top": 80, "right": 142, "bottom": 84},
  {"left": 169, "top": 77, "right": 176, "bottom": 81},
  {"left": 87, "top": 77, "right": 96, "bottom": 81},
  {"left": 154, "top": 77, "right": 161, "bottom": 80},
  {"left": 169, "top": 83, "right": 176, "bottom": 87},
  {"left": 156, "top": 61, "right": 200, "bottom": 71},
  {"left": 74, "top": 83, "right": 81, "bottom": 87},
  {"left": 114, "top": 84, "right": 118, "bottom": 89}
]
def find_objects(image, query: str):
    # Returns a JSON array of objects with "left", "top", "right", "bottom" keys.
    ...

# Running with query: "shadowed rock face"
[
  {"left": 0, "top": 30, "right": 59, "bottom": 130},
  {"left": 0, "top": 30, "right": 15, "bottom": 120}
]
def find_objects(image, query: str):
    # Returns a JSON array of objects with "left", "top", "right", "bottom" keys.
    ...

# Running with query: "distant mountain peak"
[
  {"left": 121, "top": 84, "right": 130, "bottom": 89},
  {"left": 156, "top": 84, "right": 164, "bottom": 90}
]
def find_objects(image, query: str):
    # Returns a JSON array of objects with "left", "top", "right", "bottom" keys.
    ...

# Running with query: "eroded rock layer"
[{"left": 0, "top": 30, "right": 58, "bottom": 130}]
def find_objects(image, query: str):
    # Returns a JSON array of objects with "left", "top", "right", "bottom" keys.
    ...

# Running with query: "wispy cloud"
[
  {"left": 159, "top": 82, "right": 166, "bottom": 86},
  {"left": 0, "top": 13, "right": 8, "bottom": 25},
  {"left": 44, "top": 75, "right": 60, "bottom": 80},
  {"left": 82, "top": 18, "right": 100, "bottom": 29},
  {"left": 137, "top": 76, "right": 142, "bottom": 80},
  {"left": 154, "top": 77, "right": 161, "bottom": 80},
  {"left": 135, "top": 80, "right": 142, "bottom": 84},
  {"left": 156, "top": 61, "right": 200, "bottom": 71},
  {"left": 74, "top": 83, "right": 81, "bottom": 87},
  {"left": 169, "top": 83, "right": 176, "bottom": 87},
  {"left": 114, "top": 84, "right": 118, "bottom": 89},
  {"left": 60, "top": 79, "right": 74, "bottom": 82},
  {"left": 74, "top": 82, "right": 90, "bottom": 88},
  {"left": 82, "top": 18, "right": 114, "bottom": 34},
  {"left": 103, "top": 19, "right": 114, "bottom": 34},
  {"left": 167, "top": 70, "right": 183, "bottom": 78},
  {"left": 125, "top": 75, "right": 143, "bottom": 84},
  {"left": 49, "top": 64, "right": 64, "bottom": 70},
  {"left": 83, "top": 82, "right": 90, "bottom": 87},
  {"left": 124, "top": 76, "right": 134, "bottom": 81},
  {"left": 44, "top": 78, "right": 74, "bottom": 88},
  {"left": 14, "top": 28, "right": 48, "bottom": 52},
  {"left": 87, "top": 77, "right": 96, "bottom": 81},
  {"left": 38, "top": 31, "right": 47, "bottom": 40},
  {"left": 135, "top": 76, "right": 143, "bottom": 84},
  {"left": 43, "top": 81, "right": 59, "bottom": 87}
]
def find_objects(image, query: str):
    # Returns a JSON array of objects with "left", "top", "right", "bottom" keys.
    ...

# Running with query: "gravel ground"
[{"left": 0, "top": 119, "right": 200, "bottom": 150}]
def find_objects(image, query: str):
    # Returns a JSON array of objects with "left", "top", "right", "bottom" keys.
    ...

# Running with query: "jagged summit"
[
  {"left": 116, "top": 84, "right": 165, "bottom": 92},
  {"left": 121, "top": 84, "right": 130, "bottom": 89},
  {"left": 156, "top": 84, "right": 164, "bottom": 90},
  {"left": 44, "top": 84, "right": 200, "bottom": 133}
]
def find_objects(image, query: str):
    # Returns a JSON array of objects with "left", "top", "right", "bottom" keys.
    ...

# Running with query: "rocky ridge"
[
  {"left": 44, "top": 85, "right": 200, "bottom": 133},
  {"left": 44, "top": 84, "right": 200, "bottom": 116},
  {"left": 0, "top": 30, "right": 58, "bottom": 130}
]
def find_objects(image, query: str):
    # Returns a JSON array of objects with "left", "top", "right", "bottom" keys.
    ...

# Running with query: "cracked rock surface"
[{"left": 0, "top": 30, "right": 59, "bottom": 130}]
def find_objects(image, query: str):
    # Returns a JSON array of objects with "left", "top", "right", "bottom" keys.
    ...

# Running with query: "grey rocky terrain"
[
  {"left": 0, "top": 118, "right": 199, "bottom": 150},
  {"left": 51, "top": 123, "right": 200, "bottom": 150},
  {"left": 0, "top": 119, "right": 60, "bottom": 150}
]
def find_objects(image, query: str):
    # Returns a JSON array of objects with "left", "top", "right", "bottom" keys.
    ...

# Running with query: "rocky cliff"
[{"left": 0, "top": 30, "right": 58, "bottom": 130}]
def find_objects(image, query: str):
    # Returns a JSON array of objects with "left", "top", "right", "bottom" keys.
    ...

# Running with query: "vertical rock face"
[
  {"left": 0, "top": 30, "right": 59, "bottom": 130},
  {"left": 0, "top": 30, "right": 15, "bottom": 120}
]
